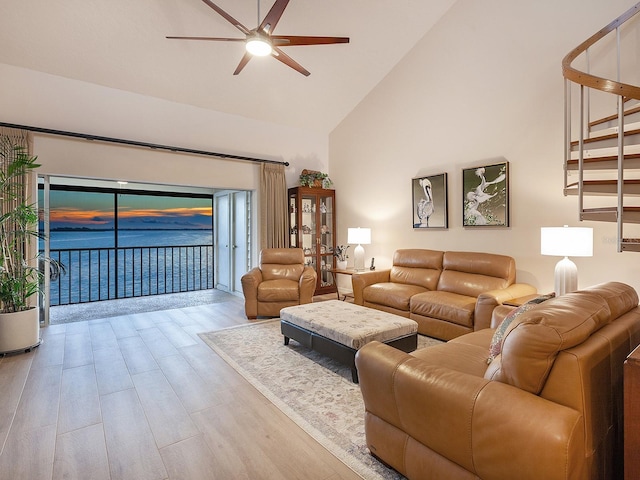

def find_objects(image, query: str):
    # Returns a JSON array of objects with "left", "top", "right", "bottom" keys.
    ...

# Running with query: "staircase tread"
[
  {"left": 584, "top": 206, "right": 640, "bottom": 212},
  {"left": 568, "top": 156, "right": 640, "bottom": 168},
  {"left": 589, "top": 105, "right": 640, "bottom": 128},
  {"left": 571, "top": 124, "right": 640, "bottom": 146},
  {"left": 567, "top": 179, "right": 640, "bottom": 186},
  {"left": 570, "top": 144, "right": 640, "bottom": 159}
]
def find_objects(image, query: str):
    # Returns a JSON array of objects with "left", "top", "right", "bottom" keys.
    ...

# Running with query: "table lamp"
[
  {"left": 540, "top": 225, "right": 593, "bottom": 295},
  {"left": 348, "top": 227, "right": 371, "bottom": 271}
]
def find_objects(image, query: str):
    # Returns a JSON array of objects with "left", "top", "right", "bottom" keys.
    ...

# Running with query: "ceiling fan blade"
[
  {"left": 271, "top": 35, "right": 350, "bottom": 46},
  {"left": 166, "top": 36, "right": 245, "bottom": 42},
  {"left": 258, "top": 0, "right": 289, "bottom": 34},
  {"left": 233, "top": 51, "right": 253, "bottom": 75},
  {"left": 271, "top": 47, "right": 310, "bottom": 76},
  {"left": 201, "top": 0, "right": 251, "bottom": 35}
]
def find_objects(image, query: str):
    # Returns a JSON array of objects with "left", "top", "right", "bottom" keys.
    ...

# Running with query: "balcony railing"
[{"left": 47, "top": 244, "right": 214, "bottom": 306}]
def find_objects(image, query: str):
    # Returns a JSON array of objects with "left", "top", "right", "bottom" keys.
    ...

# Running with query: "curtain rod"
[{"left": 0, "top": 121, "right": 289, "bottom": 166}]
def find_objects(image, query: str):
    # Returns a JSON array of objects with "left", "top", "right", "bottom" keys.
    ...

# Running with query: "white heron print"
[
  {"left": 463, "top": 163, "right": 508, "bottom": 226},
  {"left": 412, "top": 173, "right": 448, "bottom": 228},
  {"left": 417, "top": 178, "right": 434, "bottom": 226}
]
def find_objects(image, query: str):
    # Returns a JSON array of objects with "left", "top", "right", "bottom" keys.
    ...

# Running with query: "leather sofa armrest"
[
  {"left": 474, "top": 283, "right": 537, "bottom": 330},
  {"left": 355, "top": 341, "right": 586, "bottom": 480},
  {"left": 241, "top": 268, "right": 263, "bottom": 319},
  {"left": 352, "top": 269, "right": 391, "bottom": 305},
  {"left": 490, "top": 305, "right": 515, "bottom": 328},
  {"left": 299, "top": 266, "right": 317, "bottom": 304}
]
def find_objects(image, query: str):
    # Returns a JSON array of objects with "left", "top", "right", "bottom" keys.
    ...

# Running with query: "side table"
[
  {"left": 502, "top": 294, "right": 542, "bottom": 307},
  {"left": 329, "top": 268, "right": 357, "bottom": 301}
]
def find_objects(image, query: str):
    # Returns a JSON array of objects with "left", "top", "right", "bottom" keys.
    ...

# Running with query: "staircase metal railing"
[{"left": 562, "top": 2, "right": 640, "bottom": 252}]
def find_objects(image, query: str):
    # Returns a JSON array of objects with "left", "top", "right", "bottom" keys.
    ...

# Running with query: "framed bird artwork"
[
  {"left": 462, "top": 161, "right": 509, "bottom": 227},
  {"left": 412, "top": 173, "right": 448, "bottom": 229}
]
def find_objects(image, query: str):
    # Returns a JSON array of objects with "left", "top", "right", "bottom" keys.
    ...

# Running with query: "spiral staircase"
[{"left": 562, "top": 2, "right": 640, "bottom": 252}]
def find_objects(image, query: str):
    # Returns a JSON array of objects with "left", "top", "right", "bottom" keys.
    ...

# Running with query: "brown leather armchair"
[{"left": 241, "top": 248, "right": 316, "bottom": 319}]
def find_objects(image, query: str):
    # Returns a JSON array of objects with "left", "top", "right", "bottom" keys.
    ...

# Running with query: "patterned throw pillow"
[{"left": 487, "top": 294, "right": 555, "bottom": 365}]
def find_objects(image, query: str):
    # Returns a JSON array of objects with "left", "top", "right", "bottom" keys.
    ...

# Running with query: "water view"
[
  {"left": 45, "top": 229, "right": 214, "bottom": 306},
  {"left": 40, "top": 186, "right": 215, "bottom": 305}
]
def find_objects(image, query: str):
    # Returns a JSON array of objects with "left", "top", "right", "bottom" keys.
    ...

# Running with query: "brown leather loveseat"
[
  {"left": 241, "top": 248, "right": 316, "bottom": 319},
  {"left": 352, "top": 249, "right": 536, "bottom": 340},
  {"left": 355, "top": 282, "right": 640, "bottom": 480}
]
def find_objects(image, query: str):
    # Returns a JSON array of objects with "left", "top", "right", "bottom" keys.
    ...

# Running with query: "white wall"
[
  {"left": 0, "top": 62, "right": 329, "bottom": 263},
  {"left": 0, "top": 63, "right": 328, "bottom": 187},
  {"left": 329, "top": 0, "right": 640, "bottom": 294}
]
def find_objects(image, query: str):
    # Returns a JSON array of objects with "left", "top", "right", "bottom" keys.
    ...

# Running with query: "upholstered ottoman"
[{"left": 280, "top": 300, "right": 418, "bottom": 382}]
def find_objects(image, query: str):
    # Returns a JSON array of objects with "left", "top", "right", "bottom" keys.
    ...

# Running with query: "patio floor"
[{"left": 48, "top": 288, "right": 238, "bottom": 324}]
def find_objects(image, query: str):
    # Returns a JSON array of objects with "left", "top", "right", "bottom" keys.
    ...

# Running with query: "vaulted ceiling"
[{"left": 0, "top": 0, "right": 456, "bottom": 134}]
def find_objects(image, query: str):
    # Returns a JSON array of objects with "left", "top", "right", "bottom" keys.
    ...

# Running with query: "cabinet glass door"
[
  {"left": 300, "top": 195, "right": 317, "bottom": 270},
  {"left": 318, "top": 194, "right": 334, "bottom": 288},
  {"left": 289, "top": 194, "right": 298, "bottom": 247}
]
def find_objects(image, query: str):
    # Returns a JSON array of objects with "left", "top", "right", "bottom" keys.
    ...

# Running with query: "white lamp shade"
[
  {"left": 347, "top": 227, "right": 371, "bottom": 245},
  {"left": 348, "top": 227, "right": 371, "bottom": 271},
  {"left": 541, "top": 226, "right": 592, "bottom": 296},
  {"left": 540, "top": 226, "right": 593, "bottom": 257}
]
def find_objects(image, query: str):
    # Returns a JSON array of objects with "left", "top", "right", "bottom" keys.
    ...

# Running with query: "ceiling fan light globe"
[{"left": 246, "top": 38, "right": 272, "bottom": 56}]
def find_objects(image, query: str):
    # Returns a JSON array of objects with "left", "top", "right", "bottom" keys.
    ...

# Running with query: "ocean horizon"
[{"left": 43, "top": 228, "right": 213, "bottom": 250}]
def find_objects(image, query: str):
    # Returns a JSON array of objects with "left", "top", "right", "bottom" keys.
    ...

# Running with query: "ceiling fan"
[{"left": 167, "top": 0, "right": 350, "bottom": 76}]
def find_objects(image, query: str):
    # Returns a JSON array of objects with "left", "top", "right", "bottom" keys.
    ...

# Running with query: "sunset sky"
[{"left": 45, "top": 190, "right": 213, "bottom": 230}]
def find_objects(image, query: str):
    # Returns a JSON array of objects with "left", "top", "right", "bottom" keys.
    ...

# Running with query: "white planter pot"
[
  {"left": 337, "top": 260, "right": 348, "bottom": 270},
  {"left": 0, "top": 308, "right": 41, "bottom": 354}
]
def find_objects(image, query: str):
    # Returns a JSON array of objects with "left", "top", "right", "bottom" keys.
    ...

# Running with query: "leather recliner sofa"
[
  {"left": 355, "top": 281, "right": 640, "bottom": 480},
  {"left": 352, "top": 249, "right": 536, "bottom": 340},
  {"left": 240, "top": 248, "right": 316, "bottom": 319}
]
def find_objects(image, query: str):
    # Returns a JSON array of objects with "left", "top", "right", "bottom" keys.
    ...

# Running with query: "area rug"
[{"left": 200, "top": 319, "right": 442, "bottom": 479}]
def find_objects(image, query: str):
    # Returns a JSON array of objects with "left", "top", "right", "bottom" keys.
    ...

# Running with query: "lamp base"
[
  {"left": 353, "top": 244, "right": 365, "bottom": 271},
  {"left": 554, "top": 256, "right": 578, "bottom": 296}
]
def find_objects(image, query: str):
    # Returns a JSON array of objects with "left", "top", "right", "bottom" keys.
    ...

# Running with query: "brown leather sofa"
[
  {"left": 355, "top": 281, "right": 640, "bottom": 480},
  {"left": 352, "top": 249, "right": 536, "bottom": 340},
  {"left": 240, "top": 248, "right": 316, "bottom": 319}
]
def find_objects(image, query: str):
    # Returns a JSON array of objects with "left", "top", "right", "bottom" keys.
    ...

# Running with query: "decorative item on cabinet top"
[{"left": 299, "top": 169, "right": 333, "bottom": 189}]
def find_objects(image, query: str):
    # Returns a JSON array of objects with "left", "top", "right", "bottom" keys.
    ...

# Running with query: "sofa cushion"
[
  {"left": 412, "top": 329, "right": 493, "bottom": 377},
  {"left": 485, "top": 291, "right": 612, "bottom": 394},
  {"left": 389, "top": 249, "right": 443, "bottom": 290},
  {"left": 364, "top": 283, "right": 427, "bottom": 311},
  {"left": 260, "top": 248, "right": 305, "bottom": 281},
  {"left": 581, "top": 281, "right": 639, "bottom": 318},
  {"left": 257, "top": 279, "right": 300, "bottom": 302},
  {"left": 410, "top": 291, "right": 476, "bottom": 327},
  {"left": 437, "top": 251, "right": 515, "bottom": 297},
  {"left": 487, "top": 293, "right": 555, "bottom": 364},
  {"left": 411, "top": 341, "right": 489, "bottom": 377}
]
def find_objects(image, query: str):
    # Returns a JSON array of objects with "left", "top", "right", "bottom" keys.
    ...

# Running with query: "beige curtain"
[
  {"left": 0, "top": 126, "right": 34, "bottom": 227},
  {"left": 260, "top": 162, "right": 289, "bottom": 249},
  {"left": 0, "top": 128, "right": 36, "bottom": 307},
  {"left": 0, "top": 127, "right": 32, "bottom": 158}
]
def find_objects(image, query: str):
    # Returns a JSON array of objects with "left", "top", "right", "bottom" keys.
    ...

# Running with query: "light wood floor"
[{"left": 0, "top": 294, "right": 363, "bottom": 480}]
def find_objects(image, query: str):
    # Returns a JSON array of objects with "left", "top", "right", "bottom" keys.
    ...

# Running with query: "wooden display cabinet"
[{"left": 288, "top": 187, "right": 337, "bottom": 295}]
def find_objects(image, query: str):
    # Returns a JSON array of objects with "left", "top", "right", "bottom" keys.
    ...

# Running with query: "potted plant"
[
  {"left": 333, "top": 245, "right": 349, "bottom": 270},
  {"left": 0, "top": 139, "right": 52, "bottom": 353},
  {"left": 299, "top": 169, "right": 333, "bottom": 189}
]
